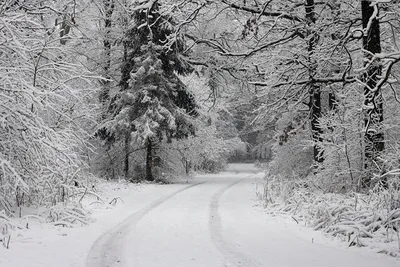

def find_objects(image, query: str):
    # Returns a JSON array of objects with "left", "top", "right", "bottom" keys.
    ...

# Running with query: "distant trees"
[{"left": 168, "top": 0, "right": 400, "bottom": 190}]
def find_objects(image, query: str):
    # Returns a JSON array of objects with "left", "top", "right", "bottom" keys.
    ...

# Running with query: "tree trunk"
[
  {"left": 124, "top": 132, "right": 130, "bottom": 178},
  {"left": 311, "top": 88, "right": 323, "bottom": 162},
  {"left": 361, "top": 0, "right": 384, "bottom": 188},
  {"left": 99, "top": 0, "right": 114, "bottom": 106},
  {"left": 146, "top": 138, "right": 154, "bottom": 181},
  {"left": 185, "top": 158, "right": 190, "bottom": 175},
  {"left": 305, "top": 0, "right": 323, "bottom": 162}
]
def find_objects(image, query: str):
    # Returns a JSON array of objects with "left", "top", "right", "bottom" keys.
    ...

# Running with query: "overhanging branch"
[
  {"left": 249, "top": 76, "right": 357, "bottom": 87},
  {"left": 220, "top": 0, "right": 302, "bottom": 22}
]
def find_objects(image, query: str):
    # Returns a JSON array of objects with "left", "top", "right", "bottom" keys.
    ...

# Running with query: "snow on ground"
[
  {"left": 0, "top": 181, "right": 190, "bottom": 267},
  {"left": 220, "top": 174, "right": 400, "bottom": 267},
  {"left": 258, "top": 174, "right": 400, "bottom": 257},
  {"left": 1, "top": 163, "right": 399, "bottom": 267}
]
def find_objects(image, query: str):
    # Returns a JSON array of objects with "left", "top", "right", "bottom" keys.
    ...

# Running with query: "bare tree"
[{"left": 361, "top": 0, "right": 384, "bottom": 187}]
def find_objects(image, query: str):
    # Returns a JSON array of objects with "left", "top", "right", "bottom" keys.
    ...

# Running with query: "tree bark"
[
  {"left": 146, "top": 137, "right": 154, "bottom": 181},
  {"left": 99, "top": 0, "right": 114, "bottom": 106},
  {"left": 124, "top": 131, "right": 130, "bottom": 178},
  {"left": 305, "top": 0, "right": 323, "bottom": 162},
  {"left": 361, "top": 0, "right": 384, "bottom": 188},
  {"left": 185, "top": 158, "right": 190, "bottom": 175}
]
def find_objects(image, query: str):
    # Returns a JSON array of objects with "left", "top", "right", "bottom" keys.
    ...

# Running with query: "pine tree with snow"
[{"left": 104, "top": 0, "right": 196, "bottom": 181}]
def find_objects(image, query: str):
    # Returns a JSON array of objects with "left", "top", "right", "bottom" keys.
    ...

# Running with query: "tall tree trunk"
[
  {"left": 361, "top": 0, "right": 384, "bottom": 188},
  {"left": 124, "top": 131, "right": 130, "bottom": 178},
  {"left": 328, "top": 0, "right": 341, "bottom": 110},
  {"left": 120, "top": 4, "right": 131, "bottom": 181},
  {"left": 99, "top": 0, "right": 114, "bottom": 107},
  {"left": 305, "top": 0, "right": 323, "bottom": 162},
  {"left": 146, "top": 138, "right": 154, "bottom": 181}
]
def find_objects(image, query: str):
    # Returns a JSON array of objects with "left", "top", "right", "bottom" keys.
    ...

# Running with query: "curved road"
[{"left": 86, "top": 164, "right": 399, "bottom": 267}]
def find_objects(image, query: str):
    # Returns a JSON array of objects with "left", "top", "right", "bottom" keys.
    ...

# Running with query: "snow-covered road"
[{"left": 86, "top": 164, "right": 399, "bottom": 267}]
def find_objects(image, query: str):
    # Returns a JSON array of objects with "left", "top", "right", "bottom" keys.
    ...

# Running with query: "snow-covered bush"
[
  {"left": 262, "top": 173, "right": 400, "bottom": 256},
  {"left": 312, "top": 89, "right": 365, "bottom": 191},
  {"left": 267, "top": 111, "right": 314, "bottom": 179},
  {"left": 0, "top": 2, "right": 98, "bottom": 225}
]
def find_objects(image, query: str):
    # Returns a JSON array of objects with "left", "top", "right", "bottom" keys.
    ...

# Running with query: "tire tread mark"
[
  {"left": 209, "top": 175, "right": 261, "bottom": 267},
  {"left": 86, "top": 181, "right": 205, "bottom": 267}
]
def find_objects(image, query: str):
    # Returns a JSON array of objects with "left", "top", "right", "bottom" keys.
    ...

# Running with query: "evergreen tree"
[{"left": 104, "top": 0, "right": 196, "bottom": 180}]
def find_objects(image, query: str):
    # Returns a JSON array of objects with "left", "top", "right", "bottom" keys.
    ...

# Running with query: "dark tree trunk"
[
  {"left": 146, "top": 138, "right": 154, "bottom": 181},
  {"left": 124, "top": 132, "right": 130, "bottom": 178},
  {"left": 311, "top": 89, "right": 323, "bottom": 162},
  {"left": 185, "top": 158, "right": 190, "bottom": 175},
  {"left": 361, "top": 0, "right": 384, "bottom": 188},
  {"left": 305, "top": 0, "right": 323, "bottom": 162},
  {"left": 99, "top": 0, "right": 114, "bottom": 105},
  {"left": 328, "top": 0, "right": 340, "bottom": 113}
]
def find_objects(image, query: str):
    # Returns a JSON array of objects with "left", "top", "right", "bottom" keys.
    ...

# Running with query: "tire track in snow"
[
  {"left": 86, "top": 181, "right": 204, "bottom": 267},
  {"left": 209, "top": 175, "right": 262, "bottom": 267}
]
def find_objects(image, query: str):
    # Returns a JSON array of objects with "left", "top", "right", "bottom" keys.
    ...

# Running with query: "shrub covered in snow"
[
  {"left": 0, "top": 2, "right": 98, "bottom": 237},
  {"left": 261, "top": 173, "right": 400, "bottom": 257}
]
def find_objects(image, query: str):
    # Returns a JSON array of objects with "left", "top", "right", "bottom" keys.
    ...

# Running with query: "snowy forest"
[{"left": 1, "top": 0, "right": 400, "bottom": 262}]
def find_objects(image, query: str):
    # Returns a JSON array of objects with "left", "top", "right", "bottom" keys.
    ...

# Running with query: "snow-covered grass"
[
  {"left": 0, "top": 179, "right": 189, "bottom": 267},
  {"left": 259, "top": 174, "right": 400, "bottom": 257}
]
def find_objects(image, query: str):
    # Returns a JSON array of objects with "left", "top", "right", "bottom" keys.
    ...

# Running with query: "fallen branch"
[{"left": 109, "top": 197, "right": 124, "bottom": 206}]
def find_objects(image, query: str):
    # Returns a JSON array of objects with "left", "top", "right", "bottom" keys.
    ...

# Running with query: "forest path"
[{"left": 86, "top": 164, "right": 399, "bottom": 267}]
